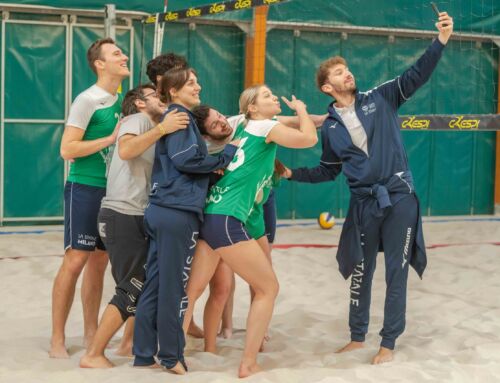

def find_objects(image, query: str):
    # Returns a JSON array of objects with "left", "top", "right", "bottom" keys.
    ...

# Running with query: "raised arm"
[
  {"left": 266, "top": 96, "right": 318, "bottom": 148},
  {"left": 376, "top": 12, "right": 453, "bottom": 109},
  {"left": 276, "top": 113, "right": 328, "bottom": 129}
]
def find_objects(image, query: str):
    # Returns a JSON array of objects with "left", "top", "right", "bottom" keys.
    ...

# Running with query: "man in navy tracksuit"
[
  {"left": 283, "top": 12, "right": 453, "bottom": 364},
  {"left": 133, "top": 98, "right": 238, "bottom": 371}
]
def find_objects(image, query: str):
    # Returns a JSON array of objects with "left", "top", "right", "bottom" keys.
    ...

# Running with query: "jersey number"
[{"left": 226, "top": 137, "right": 248, "bottom": 171}]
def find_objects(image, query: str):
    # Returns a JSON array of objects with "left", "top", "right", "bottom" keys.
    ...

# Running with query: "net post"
[{"left": 244, "top": 5, "right": 269, "bottom": 88}]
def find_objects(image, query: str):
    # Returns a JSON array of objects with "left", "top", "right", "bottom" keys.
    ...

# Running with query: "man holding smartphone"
[{"left": 282, "top": 10, "right": 453, "bottom": 364}]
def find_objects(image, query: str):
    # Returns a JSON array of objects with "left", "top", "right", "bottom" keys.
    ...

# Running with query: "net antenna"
[{"left": 153, "top": 0, "right": 169, "bottom": 58}]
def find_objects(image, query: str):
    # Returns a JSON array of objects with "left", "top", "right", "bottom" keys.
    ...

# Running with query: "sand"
[{"left": 1, "top": 217, "right": 499, "bottom": 382}]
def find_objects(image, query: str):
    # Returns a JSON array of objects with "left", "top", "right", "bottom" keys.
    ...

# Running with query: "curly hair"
[{"left": 146, "top": 53, "right": 188, "bottom": 85}]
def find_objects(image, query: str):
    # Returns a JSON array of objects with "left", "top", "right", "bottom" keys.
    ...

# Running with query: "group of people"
[{"left": 48, "top": 10, "right": 453, "bottom": 378}]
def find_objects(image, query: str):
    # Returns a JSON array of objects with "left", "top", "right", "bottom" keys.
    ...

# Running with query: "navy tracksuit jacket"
[
  {"left": 291, "top": 38, "right": 446, "bottom": 349},
  {"left": 133, "top": 104, "right": 237, "bottom": 369}
]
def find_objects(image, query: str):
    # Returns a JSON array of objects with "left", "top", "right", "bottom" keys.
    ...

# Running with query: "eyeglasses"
[{"left": 142, "top": 91, "right": 157, "bottom": 99}]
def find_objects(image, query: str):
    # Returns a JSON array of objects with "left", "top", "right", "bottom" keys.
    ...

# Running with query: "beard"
[
  {"left": 207, "top": 130, "right": 233, "bottom": 141},
  {"left": 334, "top": 81, "right": 356, "bottom": 93}
]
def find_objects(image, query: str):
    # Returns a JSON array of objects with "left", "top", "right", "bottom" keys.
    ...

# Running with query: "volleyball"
[{"left": 317, "top": 212, "right": 335, "bottom": 230}]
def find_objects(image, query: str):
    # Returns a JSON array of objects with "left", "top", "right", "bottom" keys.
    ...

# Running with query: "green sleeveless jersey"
[
  {"left": 66, "top": 85, "right": 122, "bottom": 188},
  {"left": 205, "top": 116, "right": 278, "bottom": 224}
]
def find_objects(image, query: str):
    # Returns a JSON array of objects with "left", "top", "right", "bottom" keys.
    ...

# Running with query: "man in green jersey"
[{"left": 50, "top": 38, "right": 129, "bottom": 358}]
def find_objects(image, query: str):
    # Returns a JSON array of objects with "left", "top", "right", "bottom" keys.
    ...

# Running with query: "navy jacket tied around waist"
[{"left": 338, "top": 171, "right": 426, "bottom": 280}]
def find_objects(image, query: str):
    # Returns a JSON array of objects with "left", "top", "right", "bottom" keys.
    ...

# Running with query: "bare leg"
[
  {"left": 204, "top": 261, "right": 233, "bottom": 353},
  {"left": 215, "top": 240, "right": 279, "bottom": 378},
  {"left": 50, "top": 248, "right": 90, "bottom": 358},
  {"left": 372, "top": 346, "right": 394, "bottom": 364},
  {"left": 182, "top": 240, "right": 220, "bottom": 335},
  {"left": 253, "top": 236, "right": 272, "bottom": 351},
  {"left": 220, "top": 273, "right": 235, "bottom": 339},
  {"left": 187, "top": 318, "right": 204, "bottom": 339},
  {"left": 81, "top": 250, "right": 108, "bottom": 348},
  {"left": 115, "top": 317, "right": 134, "bottom": 357},
  {"left": 335, "top": 341, "right": 364, "bottom": 353},
  {"left": 80, "top": 304, "right": 124, "bottom": 368}
]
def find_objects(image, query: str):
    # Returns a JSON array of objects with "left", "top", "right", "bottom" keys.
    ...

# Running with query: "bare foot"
[
  {"left": 372, "top": 347, "right": 394, "bottom": 364},
  {"left": 115, "top": 344, "right": 133, "bottom": 357},
  {"left": 335, "top": 341, "right": 364, "bottom": 353},
  {"left": 219, "top": 327, "right": 233, "bottom": 339},
  {"left": 164, "top": 361, "right": 187, "bottom": 375},
  {"left": 238, "top": 361, "right": 262, "bottom": 378},
  {"left": 187, "top": 321, "right": 204, "bottom": 339},
  {"left": 49, "top": 341, "right": 70, "bottom": 359},
  {"left": 79, "top": 354, "right": 114, "bottom": 368},
  {"left": 134, "top": 363, "right": 161, "bottom": 369}
]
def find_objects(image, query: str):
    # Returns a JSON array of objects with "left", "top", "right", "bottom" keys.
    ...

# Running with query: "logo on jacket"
[{"left": 361, "top": 103, "right": 376, "bottom": 115}]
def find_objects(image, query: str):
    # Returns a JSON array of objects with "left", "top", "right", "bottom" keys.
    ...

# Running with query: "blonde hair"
[{"left": 238, "top": 84, "right": 266, "bottom": 120}]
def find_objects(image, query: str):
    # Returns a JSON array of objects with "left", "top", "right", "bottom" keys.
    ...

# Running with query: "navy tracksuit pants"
[
  {"left": 133, "top": 204, "right": 199, "bottom": 369},
  {"left": 349, "top": 194, "right": 418, "bottom": 350}
]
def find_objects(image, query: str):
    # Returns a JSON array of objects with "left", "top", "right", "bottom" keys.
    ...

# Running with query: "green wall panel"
[
  {"left": 402, "top": 131, "right": 432, "bottom": 215},
  {"left": 133, "top": 21, "right": 154, "bottom": 85},
  {"left": 472, "top": 133, "right": 495, "bottom": 214},
  {"left": 4, "top": 124, "right": 64, "bottom": 217},
  {"left": 341, "top": 34, "right": 391, "bottom": 91},
  {"left": 162, "top": 23, "right": 190, "bottom": 62},
  {"left": 162, "top": 23, "right": 244, "bottom": 116},
  {"left": 5, "top": 23, "right": 65, "bottom": 119},
  {"left": 71, "top": 26, "right": 131, "bottom": 100}
]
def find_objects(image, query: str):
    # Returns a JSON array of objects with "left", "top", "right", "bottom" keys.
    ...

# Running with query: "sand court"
[{"left": 1, "top": 217, "right": 499, "bottom": 382}]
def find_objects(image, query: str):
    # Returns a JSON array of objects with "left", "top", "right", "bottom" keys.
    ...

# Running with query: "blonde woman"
[{"left": 195, "top": 85, "right": 318, "bottom": 377}]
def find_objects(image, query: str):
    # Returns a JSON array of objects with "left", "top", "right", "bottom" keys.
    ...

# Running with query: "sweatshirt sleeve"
[
  {"left": 290, "top": 127, "right": 342, "bottom": 183},
  {"left": 375, "top": 38, "right": 445, "bottom": 109},
  {"left": 166, "top": 122, "right": 237, "bottom": 174}
]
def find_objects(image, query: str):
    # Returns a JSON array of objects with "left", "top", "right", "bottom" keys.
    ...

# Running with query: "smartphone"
[
  {"left": 430, "top": 2, "right": 448, "bottom": 26},
  {"left": 430, "top": 2, "right": 440, "bottom": 17}
]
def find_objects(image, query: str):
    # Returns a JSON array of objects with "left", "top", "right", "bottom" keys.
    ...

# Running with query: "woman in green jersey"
[{"left": 197, "top": 84, "right": 318, "bottom": 377}]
